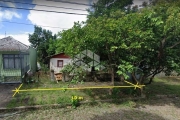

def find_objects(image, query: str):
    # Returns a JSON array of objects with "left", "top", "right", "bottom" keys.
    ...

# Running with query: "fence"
[{"left": 0, "top": 53, "right": 30, "bottom": 83}]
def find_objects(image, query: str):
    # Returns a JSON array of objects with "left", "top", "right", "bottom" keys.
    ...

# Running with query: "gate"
[{"left": 0, "top": 53, "right": 30, "bottom": 83}]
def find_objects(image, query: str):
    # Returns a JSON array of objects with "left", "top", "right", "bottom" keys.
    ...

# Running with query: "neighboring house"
[
  {"left": 0, "top": 36, "right": 37, "bottom": 83},
  {"left": 49, "top": 53, "right": 71, "bottom": 73}
]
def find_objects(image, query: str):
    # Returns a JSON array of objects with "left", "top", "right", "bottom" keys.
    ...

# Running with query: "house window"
[
  {"left": 57, "top": 60, "right": 63, "bottom": 67},
  {"left": 3, "top": 54, "right": 21, "bottom": 69}
]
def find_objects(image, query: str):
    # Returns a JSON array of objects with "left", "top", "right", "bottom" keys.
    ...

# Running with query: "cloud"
[
  {"left": 27, "top": 0, "right": 89, "bottom": 34},
  {"left": 1, "top": 10, "right": 21, "bottom": 20},
  {"left": 0, "top": 1, "right": 21, "bottom": 20},
  {"left": 0, "top": 9, "right": 22, "bottom": 29},
  {"left": 0, "top": 33, "right": 31, "bottom": 45},
  {"left": 0, "top": 10, "right": 22, "bottom": 21}
]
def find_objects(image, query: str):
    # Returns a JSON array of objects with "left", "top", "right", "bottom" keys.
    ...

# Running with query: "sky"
[{"left": 0, "top": 0, "right": 148, "bottom": 46}]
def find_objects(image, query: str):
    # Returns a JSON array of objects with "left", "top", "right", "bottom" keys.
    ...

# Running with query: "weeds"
[
  {"left": 7, "top": 74, "right": 180, "bottom": 109},
  {"left": 71, "top": 95, "right": 83, "bottom": 108},
  {"left": 57, "top": 97, "right": 70, "bottom": 105}
]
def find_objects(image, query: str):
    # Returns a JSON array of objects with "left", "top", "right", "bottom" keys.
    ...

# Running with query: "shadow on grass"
[
  {"left": 140, "top": 81, "right": 180, "bottom": 108},
  {"left": 91, "top": 109, "right": 166, "bottom": 120},
  {"left": 6, "top": 93, "right": 37, "bottom": 108},
  {"left": 81, "top": 77, "right": 180, "bottom": 108}
]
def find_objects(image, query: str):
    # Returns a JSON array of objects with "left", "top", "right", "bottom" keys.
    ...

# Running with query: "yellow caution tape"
[
  {"left": 12, "top": 83, "right": 23, "bottom": 97},
  {"left": 12, "top": 80, "right": 145, "bottom": 97}
]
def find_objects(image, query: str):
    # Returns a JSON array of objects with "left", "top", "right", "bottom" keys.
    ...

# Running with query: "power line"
[
  {"left": 45, "top": 0, "right": 92, "bottom": 7},
  {"left": 0, "top": 0, "right": 87, "bottom": 11},
  {"left": 0, "top": 5, "right": 88, "bottom": 15},
  {"left": 0, "top": 20, "right": 69, "bottom": 29}
]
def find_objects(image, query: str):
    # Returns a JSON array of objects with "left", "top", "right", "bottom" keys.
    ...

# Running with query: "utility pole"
[
  {"left": 89, "top": 0, "right": 93, "bottom": 12},
  {"left": 5, "top": 31, "right": 6, "bottom": 37}
]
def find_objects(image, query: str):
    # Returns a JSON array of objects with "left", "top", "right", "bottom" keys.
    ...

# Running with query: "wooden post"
[{"left": 50, "top": 70, "right": 55, "bottom": 81}]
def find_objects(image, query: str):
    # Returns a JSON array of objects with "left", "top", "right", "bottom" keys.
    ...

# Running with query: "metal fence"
[{"left": 0, "top": 53, "right": 30, "bottom": 83}]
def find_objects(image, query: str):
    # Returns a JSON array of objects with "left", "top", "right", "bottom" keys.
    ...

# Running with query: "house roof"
[
  {"left": 0, "top": 36, "right": 29, "bottom": 52},
  {"left": 50, "top": 53, "right": 70, "bottom": 59}
]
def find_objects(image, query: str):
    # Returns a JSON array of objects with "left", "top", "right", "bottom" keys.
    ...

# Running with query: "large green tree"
[
  {"left": 57, "top": 0, "right": 133, "bottom": 85},
  {"left": 88, "top": 0, "right": 133, "bottom": 17},
  {"left": 110, "top": 1, "right": 180, "bottom": 85},
  {"left": 56, "top": 0, "right": 180, "bottom": 90},
  {"left": 29, "top": 26, "right": 57, "bottom": 64}
]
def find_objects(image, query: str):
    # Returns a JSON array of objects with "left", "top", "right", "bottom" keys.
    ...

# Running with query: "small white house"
[{"left": 49, "top": 53, "right": 71, "bottom": 73}]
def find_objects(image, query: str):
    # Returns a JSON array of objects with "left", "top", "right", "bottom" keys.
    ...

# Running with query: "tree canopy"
[
  {"left": 88, "top": 0, "right": 133, "bottom": 17},
  {"left": 56, "top": 0, "right": 180, "bottom": 85},
  {"left": 29, "top": 26, "right": 57, "bottom": 64}
]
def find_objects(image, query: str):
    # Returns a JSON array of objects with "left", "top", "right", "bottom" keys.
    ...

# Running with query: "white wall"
[{"left": 50, "top": 58, "right": 71, "bottom": 73}]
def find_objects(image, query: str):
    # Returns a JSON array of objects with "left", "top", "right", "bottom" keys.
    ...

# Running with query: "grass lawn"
[
  {"left": 3, "top": 74, "right": 180, "bottom": 120},
  {"left": 7, "top": 74, "right": 180, "bottom": 108},
  {"left": 7, "top": 73, "right": 135, "bottom": 108},
  {"left": 145, "top": 77, "right": 180, "bottom": 97}
]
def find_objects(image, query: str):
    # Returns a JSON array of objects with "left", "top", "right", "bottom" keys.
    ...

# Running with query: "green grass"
[
  {"left": 4, "top": 76, "right": 180, "bottom": 120},
  {"left": 7, "top": 73, "right": 115, "bottom": 108},
  {"left": 7, "top": 74, "right": 180, "bottom": 108},
  {"left": 145, "top": 77, "right": 180, "bottom": 98}
]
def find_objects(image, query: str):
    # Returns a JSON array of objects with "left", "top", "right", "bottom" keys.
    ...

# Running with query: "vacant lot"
[{"left": 0, "top": 75, "right": 180, "bottom": 120}]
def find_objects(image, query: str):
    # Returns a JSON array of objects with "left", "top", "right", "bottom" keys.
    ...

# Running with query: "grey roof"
[{"left": 0, "top": 36, "right": 29, "bottom": 52}]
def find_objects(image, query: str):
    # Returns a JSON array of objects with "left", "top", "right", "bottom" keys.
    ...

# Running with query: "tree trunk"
[
  {"left": 109, "top": 66, "right": 115, "bottom": 95},
  {"left": 145, "top": 75, "right": 155, "bottom": 85},
  {"left": 138, "top": 87, "right": 146, "bottom": 98},
  {"left": 111, "top": 67, "right": 115, "bottom": 86},
  {"left": 134, "top": 77, "right": 146, "bottom": 97},
  {"left": 131, "top": 72, "right": 138, "bottom": 84}
]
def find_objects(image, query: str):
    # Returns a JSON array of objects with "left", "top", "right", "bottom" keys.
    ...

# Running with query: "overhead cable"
[
  {"left": 0, "top": 20, "right": 69, "bottom": 29},
  {"left": 45, "top": 0, "right": 92, "bottom": 6},
  {"left": 0, "top": 0, "right": 87, "bottom": 11},
  {"left": 0, "top": 5, "right": 88, "bottom": 15}
]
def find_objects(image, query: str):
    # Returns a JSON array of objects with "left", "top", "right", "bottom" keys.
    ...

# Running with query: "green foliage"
[
  {"left": 88, "top": 0, "right": 133, "bottom": 17},
  {"left": 47, "top": 38, "right": 57, "bottom": 55},
  {"left": 71, "top": 95, "right": 83, "bottom": 108},
  {"left": 71, "top": 67, "right": 86, "bottom": 84},
  {"left": 120, "top": 100, "right": 137, "bottom": 108},
  {"left": 57, "top": 97, "right": 70, "bottom": 104},
  {"left": 60, "top": 64, "right": 74, "bottom": 73},
  {"left": 111, "top": 88, "right": 121, "bottom": 99},
  {"left": 29, "top": 26, "right": 57, "bottom": 64},
  {"left": 117, "top": 60, "right": 134, "bottom": 79},
  {"left": 61, "top": 64, "right": 86, "bottom": 83},
  {"left": 56, "top": 1, "right": 180, "bottom": 85},
  {"left": 56, "top": 22, "right": 85, "bottom": 56},
  {"left": 62, "top": 85, "right": 68, "bottom": 92}
]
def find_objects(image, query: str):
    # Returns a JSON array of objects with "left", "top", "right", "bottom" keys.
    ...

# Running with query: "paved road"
[{"left": 0, "top": 84, "right": 19, "bottom": 108}]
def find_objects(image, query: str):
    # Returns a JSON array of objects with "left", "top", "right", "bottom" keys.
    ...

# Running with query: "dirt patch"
[
  {"left": 2, "top": 101, "right": 180, "bottom": 120},
  {"left": 0, "top": 84, "right": 20, "bottom": 108}
]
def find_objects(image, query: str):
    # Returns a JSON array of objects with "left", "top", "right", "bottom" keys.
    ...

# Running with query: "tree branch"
[
  {"left": 168, "top": 41, "right": 180, "bottom": 49},
  {"left": 131, "top": 71, "right": 138, "bottom": 83},
  {"left": 145, "top": 68, "right": 164, "bottom": 85}
]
